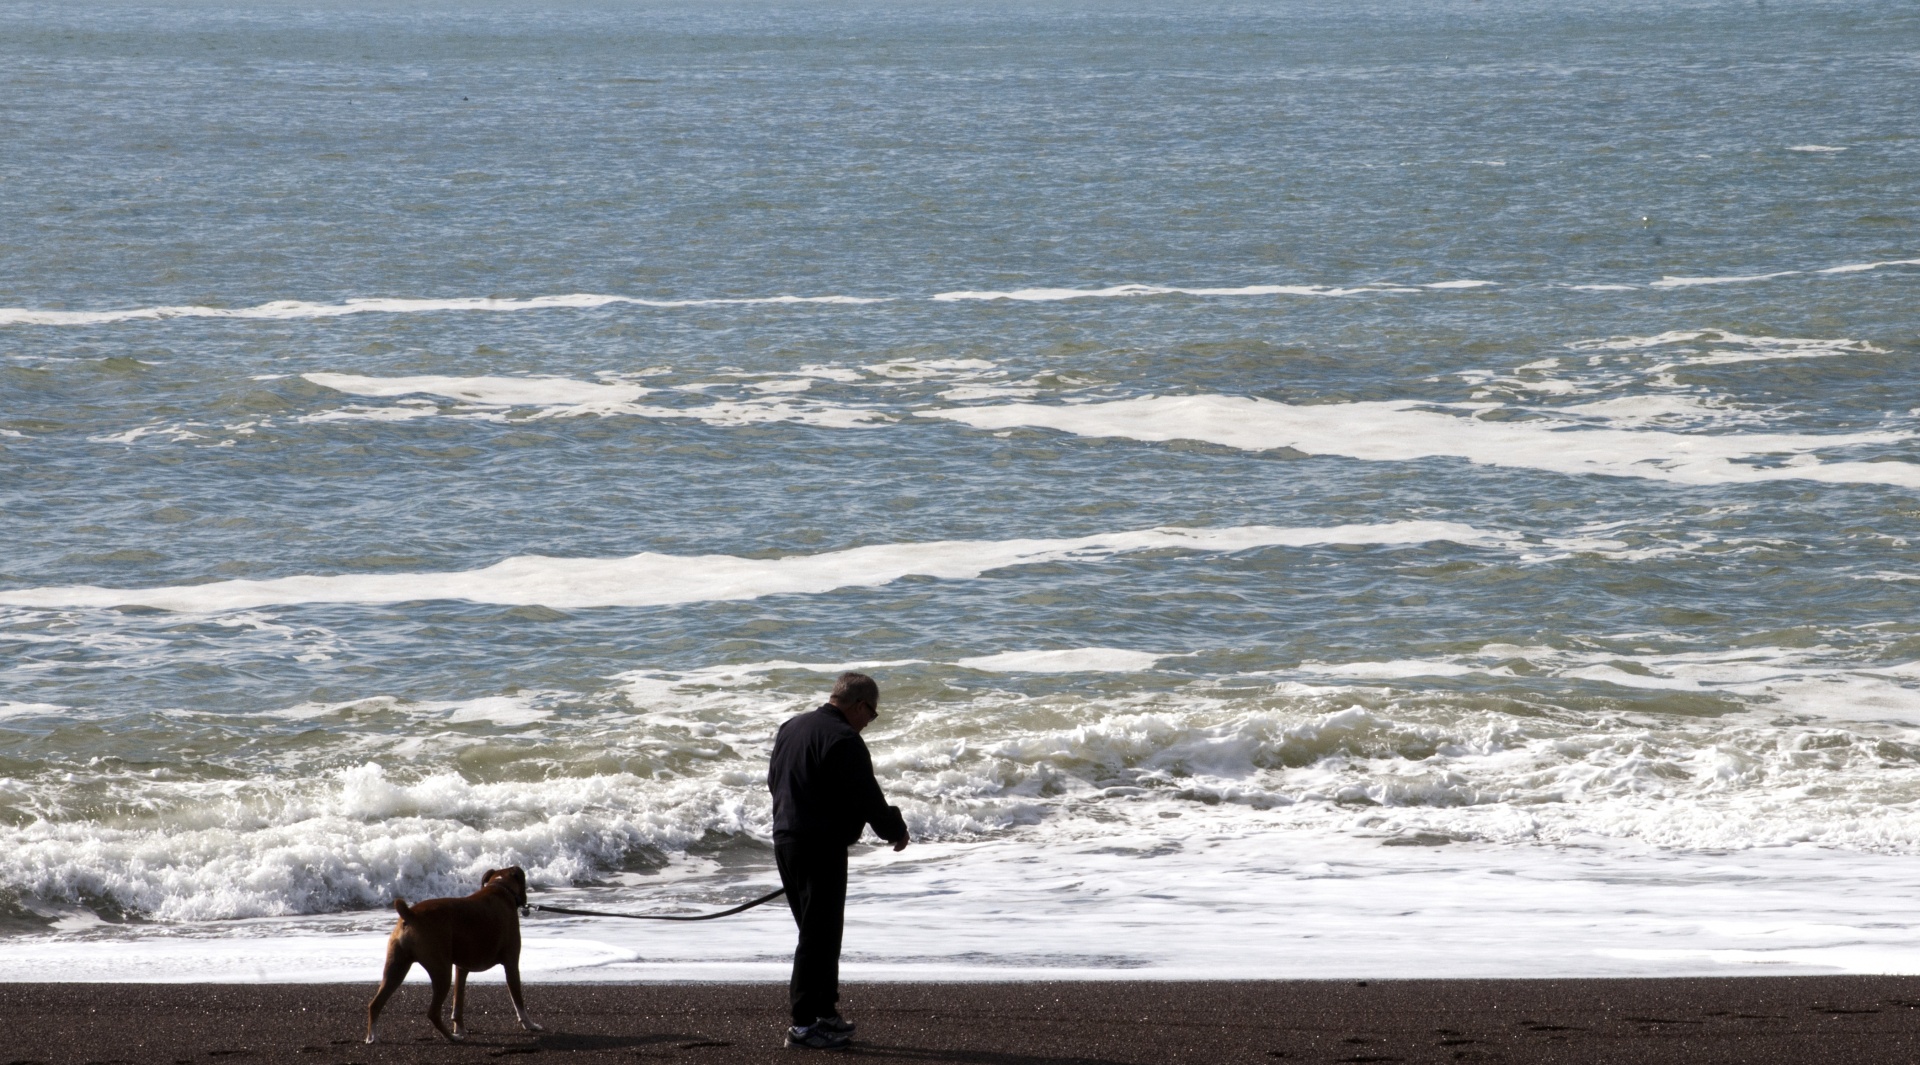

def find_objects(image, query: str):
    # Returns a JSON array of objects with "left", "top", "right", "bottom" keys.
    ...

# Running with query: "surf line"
[
  {"left": 0, "top": 284, "right": 1429, "bottom": 324},
  {"left": 526, "top": 888, "right": 785, "bottom": 922},
  {"left": 3, "top": 259, "right": 1917, "bottom": 324}
]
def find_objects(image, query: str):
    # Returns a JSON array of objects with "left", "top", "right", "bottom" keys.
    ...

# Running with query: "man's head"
[{"left": 828, "top": 672, "right": 880, "bottom": 733}]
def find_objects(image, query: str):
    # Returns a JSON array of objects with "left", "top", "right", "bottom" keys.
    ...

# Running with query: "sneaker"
[
  {"left": 812, "top": 1015, "right": 856, "bottom": 1035},
  {"left": 785, "top": 1025, "right": 850, "bottom": 1050}
]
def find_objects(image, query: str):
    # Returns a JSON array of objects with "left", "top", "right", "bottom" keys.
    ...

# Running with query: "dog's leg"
[
  {"left": 425, "top": 962, "right": 460, "bottom": 1043},
  {"left": 365, "top": 949, "right": 412, "bottom": 1044},
  {"left": 504, "top": 958, "right": 544, "bottom": 1033},
  {"left": 452, "top": 967, "right": 469, "bottom": 1038}
]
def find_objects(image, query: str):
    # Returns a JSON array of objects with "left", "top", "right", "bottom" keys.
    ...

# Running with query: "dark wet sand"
[{"left": 7, "top": 978, "right": 1920, "bottom": 1065}]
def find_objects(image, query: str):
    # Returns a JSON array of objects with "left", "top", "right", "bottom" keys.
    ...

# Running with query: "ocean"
[{"left": 3, "top": 0, "right": 1919, "bottom": 982}]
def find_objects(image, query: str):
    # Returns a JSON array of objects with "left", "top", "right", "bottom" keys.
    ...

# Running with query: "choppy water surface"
[{"left": 3, "top": 0, "right": 1919, "bottom": 980}]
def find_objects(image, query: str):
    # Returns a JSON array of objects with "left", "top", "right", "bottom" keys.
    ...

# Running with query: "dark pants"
[{"left": 774, "top": 838, "right": 848, "bottom": 1028}]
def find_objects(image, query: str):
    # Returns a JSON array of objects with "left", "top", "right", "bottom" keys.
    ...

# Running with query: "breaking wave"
[{"left": 9, "top": 644, "right": 1920, "bottom": 924}]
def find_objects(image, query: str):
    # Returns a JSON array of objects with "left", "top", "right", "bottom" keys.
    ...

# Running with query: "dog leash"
[{"left": 525, "top": 886, "right": 786, "bottom": 922}]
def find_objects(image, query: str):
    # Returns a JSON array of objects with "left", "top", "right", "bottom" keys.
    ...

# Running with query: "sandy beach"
[{"left": 8, "top": 978, "right": 1920, "bottom": 1065}]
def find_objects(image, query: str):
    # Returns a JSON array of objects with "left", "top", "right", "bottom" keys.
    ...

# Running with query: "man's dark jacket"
[{"left": 769, "top": 705, "right": 908, "bottom": 847}]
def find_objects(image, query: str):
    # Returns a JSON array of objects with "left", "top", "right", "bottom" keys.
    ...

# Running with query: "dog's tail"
[{"left": 393, "top": 898, "right": 414, "bottom": 923}]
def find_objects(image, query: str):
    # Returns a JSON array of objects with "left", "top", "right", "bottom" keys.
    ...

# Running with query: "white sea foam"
[
  {"left": 1551, "top": 394, "right": 1747, "bottom": 429},
  {"left": 7, "top": 263, "right": 1912, "bottom": 330},
  {"left": 300, "top": 404, "right": 444, "bottom": 424},
  {"left": 1296, "top": 659, "right": 1486, "bottom": 681},
  {"left": 622, "top": 649, "right": 1169, "bottom": 695},
  {"left": 0, "top": 762, "right": 760, "bottom": 923},
  {"left": 10, "top": 643, "right": 1920, "bottom": 964},
  {"left": 1816, "top": 257, "right": 1920, "bottom": 273},
  {"left": 305, "top": 373, "right": 652, "bottom": 408},
  {"left": 0, "top": 520, "right": 1502, "bottom": 613},
  {"left": 7, "top": 284, "right": 1406, "bottom": 324},
  {"left": 1566, "top": 329, "right": 1884, "bottom": 363},
  {"left": 114, "top": 367, "right": 1051, "bottom": 441},
  {"left": 89, "top": 423, "right": 206, "bottom": 445},
  {"left": 10, "top": 701, "right": 1920, "bottom": 980},
  {"left": 0, "top": 292, "right": 888, "bottom": 327},
  {"left": 861, "top": 357, "right": 999, "bottom": 378},
  {"left": 7, "top": 281, "right": 1445, "bottom": 325},
  {"left": 441, "top": 695, "right": 555, "bottom": 727},
  {"left": 1650, "top": 271, "right": 1801, "bottom": 288},
  {"left": 722, "top": 364, "right": 865, "bottom": 385},
  {"left": 1292, "top": 644, "right": 1920, "bottom": 722},
  {"left": 924, "top": 394, "right": 1920, "bottom": 487},
  {"left": 1787, "top": 144, "right": 1848, "bottom": 152},
  {"left": 298, "top": 375, "right": 891, "bottom": 428},
  {"left": 1648, "top": 258, "right": 1920, "bottom": 288},
  {"left": 1443, "top": 330, "right": 1890, "bottom": 426},
  {"left": 627, "top": 399, "right": 892, "bottom": 430},
  {"left": 263, "top": 695, "right": 405, "bottom": 721},
  {"left": 0, "top": 701, "right": 67, "bottom": 719},
  {"left": 0, "top": 931, "right": 633, "bottom": 984},
  {"left": 930, "top": 283, "right": 1413, "bottom": 301},
  {"left": 937, "top": 384, "right": 1040, "bottom": 402},
  {"left": 264, "top": 693, "right": 559, "bottom": 726},
  {"left": 615, "top": 659, "right": 925, "bottom": 709},
  {"left": 956, "top": 648, "right": 1167, "bottom": 673},
  {"left": 292, "top": 368, "right": 1022, "bottom": 430},
  {"left": 536, "top": 834, "right": 1920, "bottom": 978},
  {"left": 9, "top": 834, "right": 1920, "bottom": 981}
]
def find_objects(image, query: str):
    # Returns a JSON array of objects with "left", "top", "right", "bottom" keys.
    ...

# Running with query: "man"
[{"left": 766, "top": 672, "right": 910, "bottom": 1050}]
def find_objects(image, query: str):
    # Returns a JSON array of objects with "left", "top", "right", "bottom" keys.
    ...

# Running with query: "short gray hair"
[{"left": 830, "top": 672, "right": 879, "bottom": 709}]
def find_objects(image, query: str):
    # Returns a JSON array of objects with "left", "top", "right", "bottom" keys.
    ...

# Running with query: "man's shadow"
[
  {"left": 843, "top": 1044, "right": 1136, "bottom": 1065},
  {"left": 511, "top": 1030, "right": 1147, "bottom": 1064},
  {"left": 529, "top": 1032, "right": 728, "bottom": 1052}
]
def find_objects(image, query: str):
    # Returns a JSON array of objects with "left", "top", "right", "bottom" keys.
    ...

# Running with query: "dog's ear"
[{"left": 481, "top": 867, "right": 505, "bottom": 886}]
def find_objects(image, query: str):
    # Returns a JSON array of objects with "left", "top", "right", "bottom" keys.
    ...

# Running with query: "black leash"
[{"left": 526, "top": 886, "right": 786, "bottom": 922}]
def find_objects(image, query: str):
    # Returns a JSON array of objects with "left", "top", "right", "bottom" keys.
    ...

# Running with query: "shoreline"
[
  {"left": 15, "top": 833, "right": 1920, "bottom": 986},
  {"left": 8, "top": 977, "right": 1920, "bottom": 1064}
]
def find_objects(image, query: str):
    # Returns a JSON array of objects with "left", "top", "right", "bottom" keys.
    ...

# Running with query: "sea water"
[{"left": 3, "top": 0, "right": 1920, "bottom": 982}]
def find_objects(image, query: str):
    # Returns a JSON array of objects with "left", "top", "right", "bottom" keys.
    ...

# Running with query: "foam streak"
[
  {"left": 1650, "top": 258, "right": 1920, "bottom": 288},
  {"left": 924, "top": 395, "right": 1920, "bottom": 487},
  {"left": 929, "top": 283, "right": 1420, "bottom": 301},
  {"left": 3, "top": 261, "right": 1912, "bottom": 325},
  {"left": 0, "top": 521, "right": 1501, "bottom": 613},
  {"left": 0, "top": 293, "right": 888, "bottom": 327}
]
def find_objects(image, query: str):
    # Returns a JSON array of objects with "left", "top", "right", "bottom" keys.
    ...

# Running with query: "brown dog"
[{"left": 365, "top": 866, "right": 544, "bottom": 1044}]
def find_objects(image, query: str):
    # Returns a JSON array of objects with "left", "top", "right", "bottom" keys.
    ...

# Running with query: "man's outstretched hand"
[{"left": 893, "top": 830, "right": 910, "bottom": 852}]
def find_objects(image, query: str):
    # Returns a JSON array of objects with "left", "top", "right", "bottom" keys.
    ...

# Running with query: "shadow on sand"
[
  {"left": 845, "top": 1043, "right": 1136, "bottom": 1065},
  {"left": 532, "top": 1031, "right": 731, "bottom": 1052}
]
